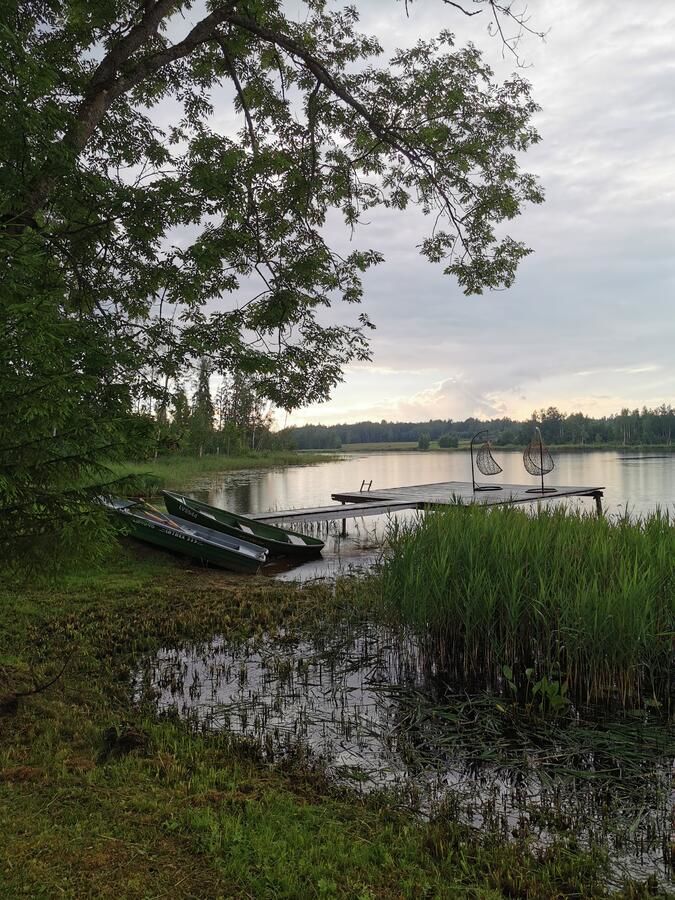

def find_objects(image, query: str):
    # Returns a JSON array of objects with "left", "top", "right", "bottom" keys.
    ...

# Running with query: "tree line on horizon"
[{"left": 282, "top": 405, "right": 675, "bottom": 450}]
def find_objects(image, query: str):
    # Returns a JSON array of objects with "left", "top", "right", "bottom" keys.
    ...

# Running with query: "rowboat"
[
  {"left": 104, "top": 498, "right": 268, "bottom": 573},
  {"left": 162, "top": 490, "right": 325, "bottom": 560}
]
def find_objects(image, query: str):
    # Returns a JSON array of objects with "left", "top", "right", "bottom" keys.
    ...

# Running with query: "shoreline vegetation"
[
  {"left": 283, "top": 405, "right": 675, "bottom": 451},
  {"left": 339, "top": 441, "right": 675, "bottom": 453},
  {"left": 1, "top": 453, "right": 672, "bottom": 896},
  {"left": 383, "top": 506, "right": 673, "bottom": 711},
  {"left": 2, "top": 545, "right": 671, "bottom": 897},
  {"left": 109, "top": 449, "right": 338, "bottom": 494}
]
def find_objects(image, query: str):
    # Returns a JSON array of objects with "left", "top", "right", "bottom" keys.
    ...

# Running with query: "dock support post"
[
  {"left": 593, "top": 491, "right": 604, "bottom": 518},
  {"left": 341, "top": 501, "right": 347, "bottom": 537}
]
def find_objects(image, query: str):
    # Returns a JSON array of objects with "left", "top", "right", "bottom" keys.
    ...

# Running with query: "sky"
[{"left": 275, "top": 0, "right": 675, "bottom": 427}]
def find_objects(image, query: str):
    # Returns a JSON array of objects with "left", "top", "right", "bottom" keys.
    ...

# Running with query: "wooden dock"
[
  {"left": 252, "top": 499, "right": 415, "bottom": 525},
  {"left": 333, "top": 481, "right": 605, "bottom": 511},
  {"left": 251, "top": 481, "right": 605, "bottom": 524}
]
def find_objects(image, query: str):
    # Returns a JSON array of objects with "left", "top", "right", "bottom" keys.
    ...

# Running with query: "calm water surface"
[{"left": 185, "top": 450, "right": 674, "bottom": 579}]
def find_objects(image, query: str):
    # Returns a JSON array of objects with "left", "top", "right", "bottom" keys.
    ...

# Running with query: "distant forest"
[{"left": 282, "top": 405, "right": 675, "bottom": 450}]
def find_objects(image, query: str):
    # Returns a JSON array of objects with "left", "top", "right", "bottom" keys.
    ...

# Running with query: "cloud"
[{"left": 286, "top": 0, "right": 675, "bottom": 425}]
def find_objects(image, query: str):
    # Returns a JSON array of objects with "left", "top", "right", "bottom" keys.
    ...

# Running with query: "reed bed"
[{"left": 381, "top": 506, "right": 674, "bottom": 710}]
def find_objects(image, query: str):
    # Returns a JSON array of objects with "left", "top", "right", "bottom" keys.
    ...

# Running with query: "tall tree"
[
  {"left": 1, "top": 0, "right": 543, "bottom": 560},
  {"left": 216, "top": 371, "right": 270, "bottom": 450},
  {"left": 0, "top": 236, "right": 153, "bottom": 564},
  {"left": 189, "top": 359, "right": 215, "bottom": 455},
  {"left": 171, "top": 383, "right": 191, "bottom": 440}
]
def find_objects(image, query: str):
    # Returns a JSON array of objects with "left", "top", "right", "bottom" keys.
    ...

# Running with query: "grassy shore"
[
  {"left": 110, "top": 449, "right": 337, "bottom": 494},
  {"left": 342, "top": 441, "right": 429, "bottom": 451},
  {"left": 1, "top": 541, "right": 648, "bottom": 898}
]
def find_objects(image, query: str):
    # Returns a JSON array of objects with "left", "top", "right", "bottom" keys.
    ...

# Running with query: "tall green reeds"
[{"left": 381, "top": 507, "right": 674, "bottom": 710}]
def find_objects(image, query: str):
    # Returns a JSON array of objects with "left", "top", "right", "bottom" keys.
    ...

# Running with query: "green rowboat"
[
  {"left": 162, "top": 491, "right": 324, "bottom": 560},
  {"left": 105, "top": 498, "right": 268, "bottom": 573}
]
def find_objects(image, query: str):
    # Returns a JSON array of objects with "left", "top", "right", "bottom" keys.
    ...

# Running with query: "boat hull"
[
  {"left": 108, "top": 501, "right": 267, "bottom": 573},
  {"left": 163, "top": 491, "right": 324, "bottom": 560}
]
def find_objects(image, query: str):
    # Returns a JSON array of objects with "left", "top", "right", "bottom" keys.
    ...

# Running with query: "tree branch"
[
  {"left": 85, "top": 0, "right": 180, "bottom": 97},
  {"left": 216, "top": 35, "right": 258, "bottom": 156},
  {"left": 225, "top": 13, "right": 466, "bottom": 240},
  {"left": 24, "top": 2, "right": 241, "bottom": 216},
  {"left": 404, "top": 0, "right": 480, "bottom": 16}
]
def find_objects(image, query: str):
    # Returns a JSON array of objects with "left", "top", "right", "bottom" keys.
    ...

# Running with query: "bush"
[{"left": 438, "top": 433, "right": 458, "bottom": 448}]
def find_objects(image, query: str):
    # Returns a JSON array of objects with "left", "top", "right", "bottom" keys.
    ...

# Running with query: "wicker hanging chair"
[
  {"left": 470, "top": 430, "right": 503, "bottom": 492},
  {"left": 523, "top": 426, "right": 556, "bottom": 493}
]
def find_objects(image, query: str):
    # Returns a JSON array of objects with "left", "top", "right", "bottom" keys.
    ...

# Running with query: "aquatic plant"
[
  {"left": 381, "top": 507, "right": 674, "bottom": 710},
  {"left": 138, "top": 620, "right": 674, "bottom": 885}
]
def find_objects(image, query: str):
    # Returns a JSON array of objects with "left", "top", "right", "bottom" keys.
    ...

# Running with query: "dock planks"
[
  {"left": 252, "top": 499, "right": 415, "bottom": 524},
  {"left": 332, "top": 481, "right": 605, "bottom": 508},
  {"left": 250, "top": 481, "right": 605, "bottom": 524}
]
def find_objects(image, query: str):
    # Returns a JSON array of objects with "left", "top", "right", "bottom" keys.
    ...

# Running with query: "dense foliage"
[
  {"left": 0, "top": 233, "right": 154, "bottom": 564},
  {"left": 1, "top": 0, "right": 543, "bottom": 559},
  {"left": 285, "top": 404, "right": 675, "bottom": 448}
]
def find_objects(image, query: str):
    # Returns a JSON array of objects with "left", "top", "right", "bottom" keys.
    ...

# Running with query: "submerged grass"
[
  {"left": 139, "top": 619, "right": 673, "bottom": 887},
  {"left": 381, "top": 506, "right": 674, "bottom": 710}
]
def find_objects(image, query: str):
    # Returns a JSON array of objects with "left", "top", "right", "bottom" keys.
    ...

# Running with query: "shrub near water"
[{"left": 382, "top": 506, "right": 674, "bottom": 710}]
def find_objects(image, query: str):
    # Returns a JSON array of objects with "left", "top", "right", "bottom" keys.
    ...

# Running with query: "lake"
[{"left": 185, "top": 449, "right": 674, "bottom": 579}]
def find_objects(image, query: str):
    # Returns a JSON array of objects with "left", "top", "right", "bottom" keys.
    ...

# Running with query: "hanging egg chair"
[
  {"left": 523, "top": 426, "right": 557, "bottom": 493},
  {"left": 470, "top": 430, "right": 503, "bottom": 492}
]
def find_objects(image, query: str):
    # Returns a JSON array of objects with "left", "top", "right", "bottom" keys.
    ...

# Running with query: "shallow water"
[
  {"left": 137, "top": 621, "right": 674, "bottom": 887},
  {"left": 154, "top": 450, "right": 674, "bottom": 887},
  {"left": 184, "top": 449, "right": 674, "bottom": 579}
]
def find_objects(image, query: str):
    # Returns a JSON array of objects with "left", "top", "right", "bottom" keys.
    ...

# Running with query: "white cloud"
[{"left": 287, "top": 1, "right": 675, "bottom": 425}]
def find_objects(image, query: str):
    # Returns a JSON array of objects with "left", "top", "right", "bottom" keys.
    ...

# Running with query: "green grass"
[
  {"left": 109, "top": 449, "right": 337, "bottom": 493},
  {"left": 0, "top": 544, "right": 638, "bottom": 898},
  {"left": 343, "top": 441, "right": 462, "bottom": 451},
  {"left": 342, "top": 441, "right": 424, "bottom": 451},
  {"left": 381, "top": 506, "right": 674, "bottom": 710},
  {"left": 0, "top": 722, "right": 613, "bottom": 898}
]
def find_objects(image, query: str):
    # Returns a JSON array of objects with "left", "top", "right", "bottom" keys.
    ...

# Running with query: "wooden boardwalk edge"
[{"left": 251, "top": 481, "right": 605, "bottom": 523}]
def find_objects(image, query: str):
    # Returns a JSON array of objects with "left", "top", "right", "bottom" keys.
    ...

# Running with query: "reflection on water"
[
  {"left": 137, "top": 622, "right": 673, "bottom": 887},
  {"left": 184, "top": 450, "right": 674, "bottom": 579}
]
